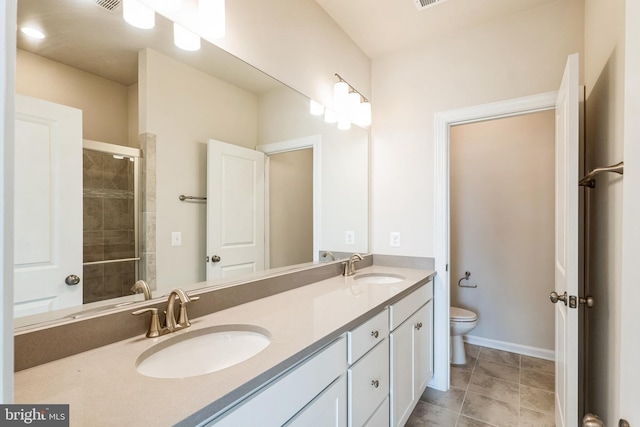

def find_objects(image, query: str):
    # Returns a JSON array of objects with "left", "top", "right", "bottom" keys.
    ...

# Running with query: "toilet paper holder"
[{"left": 457, "top": 271, "right": 477, "bottom": 288}]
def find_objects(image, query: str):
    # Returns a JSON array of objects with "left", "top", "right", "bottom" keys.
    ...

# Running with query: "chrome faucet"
[
  {"left": 343, "top": 253, "right": 364, "bottom": 276},
  {"left": 131, "top": 280, "right": 152, "bottom": 300},
  {"left": 321, "top": 251, "right": 337, "bottom": 261},
  {"left": 132, "top": 288, "right": 199, "bottom": 338}
]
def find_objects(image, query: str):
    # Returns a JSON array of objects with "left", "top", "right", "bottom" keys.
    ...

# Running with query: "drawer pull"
[
  {"left": 415, "top": 322, "right": 423, "bottom": 330},
  {"left": 371, "top": 380, "right": 379, "bottom": 388},
  {"left": 371, "top": 330, "right": 379, "bottom": 338}
]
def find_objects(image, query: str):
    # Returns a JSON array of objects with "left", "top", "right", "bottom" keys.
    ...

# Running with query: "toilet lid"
[{"left": 450, "top": 307, "right": 477, "bottom": 321}]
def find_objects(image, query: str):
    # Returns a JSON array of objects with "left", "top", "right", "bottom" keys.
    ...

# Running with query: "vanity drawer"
[
  {"left": 389, "top": 281, "right": 433, "bottom": 330},
  {"left": 364, "top": 396, "right": 389, "bottom": 427},
  {"left": 348, "top": 338, "right": 389, "bottom": 427},
  {"left": 347, "top": 308, "right": 389, "bottom": 364}
]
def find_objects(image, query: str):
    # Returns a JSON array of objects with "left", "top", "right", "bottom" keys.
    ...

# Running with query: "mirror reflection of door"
[{"left": 268, "top": 149, "right": 314, "bottom": 269}]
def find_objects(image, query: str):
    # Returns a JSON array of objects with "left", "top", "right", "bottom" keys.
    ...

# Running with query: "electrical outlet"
[
  {"left": 345, "top": 230, "right": 355, "bottom": 245},
  {"left": 390, "top": 232, "right": 401, "bottom": 247},
  {"left": 171, "top": 231, "right": 182, "bottom": 246}
]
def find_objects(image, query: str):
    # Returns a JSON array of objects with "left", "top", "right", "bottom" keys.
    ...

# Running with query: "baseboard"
[{"left": 464, "top": 335, "right": 555, "bottom": 361}]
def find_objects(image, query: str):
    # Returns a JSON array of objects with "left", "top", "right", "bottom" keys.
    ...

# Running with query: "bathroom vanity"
[{"left": 14, "top": 264, "right": 435, "bottom": 426}]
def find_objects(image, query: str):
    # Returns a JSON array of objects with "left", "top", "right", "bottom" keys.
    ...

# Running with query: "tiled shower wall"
[{"left": 82, "top": 150, "right": 136, "bottom": 303}]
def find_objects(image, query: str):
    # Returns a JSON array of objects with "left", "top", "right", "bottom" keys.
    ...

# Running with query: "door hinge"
[{"left": 446, "top": 264, "right": 449, "bottom": 272}]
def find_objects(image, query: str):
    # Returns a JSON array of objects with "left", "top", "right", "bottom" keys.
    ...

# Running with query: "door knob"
[
  {"left": 210, "top": 255, "right": 221, "bottom": 263},
  {"left": 549, "top": 291, "right": 567, "bottom": 305},
  {"left": 65, "top": 274, "right": 80, "bottom": 286}
]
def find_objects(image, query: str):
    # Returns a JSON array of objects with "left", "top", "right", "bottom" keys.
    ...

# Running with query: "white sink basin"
[
  {"left": 136, "top": 325, "right": 271, "bottom": 379},
  {"left": 353, "top": 273, "right": 406, "bottom": 284}
]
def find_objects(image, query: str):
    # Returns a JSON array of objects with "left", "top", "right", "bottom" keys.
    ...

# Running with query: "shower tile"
[
  {"left": 468, "top": 373, "right": 519, "bottom": 405},
  {"left": 103, "top": 198, "right": 133, "bottom": 231},
  {"left": 83, "top": 264, "right": 105, "bottom": 304},
  {"left": 103, "top": 230, "right": 130, "bottom": 245},
  {"left": 104, "top": 243, "right": 135, "bottom": 260},
  {"left": 520, "top": 369, "right": 554, "bottom": 392},
  {"left": 451, "top": 365, "right": 472, "bottom": 389},
  {"left": 461, "top": 392, "right": 519, "bottom": 427},
  {"left": 478, "top": 348, "right": 520, "bottom": 368},
  {"left": 141, "top": 212, "right": 156, "bottom": 253},
  {"left": 420, "top": 386, "right": 466, "bottom": 412},
  {"left": 83, "top": 244, "right": 104, "bottom": 263},
  {"left": 103, "top": 156, "right": 131, "bottom": 191},
  {"left": 521, "top": 356, "right": 554, "bottom": 375},
  {"left": 83, "top": 197, "right": 104, "bottom": 231},
  {"left": 83, "top": 150, "right": 104, "bottom": 189},
  {"left": 474, "top": 359, "right": 520, "bottom": 383},
  {"left": 141, "top": 252, "right": 157, "bottom": 289},
  {"left": 519, "top": 407, "right": 555, "bottom": 427},
  {"left": 83, "top": 231, "right": 104, "bottom": 246},
  {"left": 520, "top": 385, "right": 555, "bottom": 414},
  {"left": 406, "top": 401, "right": 458, "bottom": 427}
]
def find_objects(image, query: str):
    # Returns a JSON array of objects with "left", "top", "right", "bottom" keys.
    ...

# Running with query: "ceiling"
[
  {"left": 315, "top": 0, "right": 560, "bottom": 59},
  {"left": 16, "top": 0, "right": 280, "bottom": 93}
]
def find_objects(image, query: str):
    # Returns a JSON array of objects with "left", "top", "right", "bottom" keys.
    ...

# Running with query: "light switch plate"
[
  {"left": 390, "top": 232, "right": 401, "bottom": 247},
  {"left": 171, "top": 231, "right": 182, "bottom": 246},
  {"left": 345, "top": 230, "right": 355, "bottom": 245}
]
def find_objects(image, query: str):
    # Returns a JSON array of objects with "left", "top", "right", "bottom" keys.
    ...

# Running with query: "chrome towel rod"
[
  {"left": 179, "top": 195, "right": 207, "bottom": 201},
  {"left": 578, "top": 161, "right": 624, "bottom": 188}
]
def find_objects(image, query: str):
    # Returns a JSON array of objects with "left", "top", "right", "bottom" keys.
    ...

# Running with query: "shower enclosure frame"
[{"left": 82, "top": 139, "right": 141, "bottom": 301}]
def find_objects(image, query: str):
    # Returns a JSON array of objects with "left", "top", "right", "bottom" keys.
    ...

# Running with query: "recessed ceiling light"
[{"left": 20, "top": 27, "right": 45, "bottom": 39}]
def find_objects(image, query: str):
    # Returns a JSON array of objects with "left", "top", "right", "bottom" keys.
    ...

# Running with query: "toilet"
[{"left": 450, "top": 306, "right": 478, "bottom": 365}]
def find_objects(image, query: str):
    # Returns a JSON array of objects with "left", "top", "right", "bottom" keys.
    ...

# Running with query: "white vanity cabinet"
[
  {"left": 205, "top": 336, "right": 347, "bottom": 427},
  {"left": 389, "top": 282, "right": 434, "bottom": 427},
  {"left": 346, "top": 309, "right": 390, "bottom": 427}
]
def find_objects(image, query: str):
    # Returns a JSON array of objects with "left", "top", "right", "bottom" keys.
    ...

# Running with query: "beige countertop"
[{"left": 14, "top": 265, "right": 435, "bottom": 426}]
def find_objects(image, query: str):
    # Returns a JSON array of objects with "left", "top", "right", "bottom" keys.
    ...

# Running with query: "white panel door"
[
  {"left": 14, "top": 95, "right": 83, "bottom": 317},
  {"left": 207, "top": 139, "right": 265, "bottom": 280},
  {"left": 553, "top": 53, "right": 580, "bottom": 427}
]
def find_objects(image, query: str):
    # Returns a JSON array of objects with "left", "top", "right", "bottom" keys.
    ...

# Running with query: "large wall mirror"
[{"left": 15, "top": 0, "right": 369, "bottom": 328}]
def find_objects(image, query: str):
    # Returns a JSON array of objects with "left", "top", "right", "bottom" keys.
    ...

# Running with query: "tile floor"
[{"left": 406, "top": 343, "right": 556, "bottom": 427}]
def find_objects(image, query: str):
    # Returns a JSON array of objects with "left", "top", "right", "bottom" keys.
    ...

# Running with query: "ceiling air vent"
[
  {"left": 413, "top": 0, "right": 451, "bottom": 11},
  {"left": 85, "top": 0, "right": 122, "bottom": 13}
]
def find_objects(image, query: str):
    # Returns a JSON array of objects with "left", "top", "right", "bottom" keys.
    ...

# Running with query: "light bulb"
[
  {"left": 333, "top": 81, "right": 349, "bottom": 114},
  {"left": 337, "top": 117, "right": 351, "bottom": 130},
  {"left": 324, "top": 109, "right": 338, "bottom": 124},
  {"left": 348, "top": 91, "right": 361, "bottom": 120},
  {"left": 123, "top": 0, "right": 155, "bottom": 29},
  {"left": 199, "top": 0, "right": 225, "bottom": 39},
  {"left": 174, "top": 23, "right": 201, "bottom": 51},
  {"left": 357, "top": 100, "right": 371, "bottom": 127},
  {"left": 309, "top": 100, "right": 324, "bottom": 116},
  {"left": 20, "top": 27, "right": 45, "bottom": 39}
]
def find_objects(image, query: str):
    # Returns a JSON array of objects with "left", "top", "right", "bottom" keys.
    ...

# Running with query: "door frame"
[
  {"left": 432, "top": 91, "right": 558, "bottom": 391},
  {"left": 257, "top": 135, "right": 321, "bottom": 265}
]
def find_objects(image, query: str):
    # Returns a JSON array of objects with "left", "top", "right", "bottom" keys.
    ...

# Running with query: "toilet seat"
[{"left": 450, "top": 307, "right": 477, "bottom": 322}]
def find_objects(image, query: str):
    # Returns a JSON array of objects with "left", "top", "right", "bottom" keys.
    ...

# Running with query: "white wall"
[
  {"left": 15, "top": 49, "right": 131, "bottom": 146},
  {"left": 139, "top": 48, "right": 258, "bottom": 292},
  {"left": 1, "top": 0, "right": 15, "bottom": 404},
  {"left": 450, "top": 111, "right": 555, "bottom": 352},
  {"left": 370, "top": 0, "right": 584, "bottom": 258},
  {"left": 620, "top": 0, "right": 640, "bottom": 423},
  {"left": 583, "top": 0, "right": 625, "bottom": 423}
]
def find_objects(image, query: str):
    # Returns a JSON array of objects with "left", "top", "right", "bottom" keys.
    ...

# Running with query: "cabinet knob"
[
  {"left": 371, "top": 380, "right": 379, "bottom": 388},
  {"left": 415, "top": 322, "right": 423, "bottom": 330},
  {"left": 371, "top": 330, "right": 379, "bottom": 338}
]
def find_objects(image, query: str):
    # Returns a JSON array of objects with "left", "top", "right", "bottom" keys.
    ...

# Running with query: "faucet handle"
[
  {"left": 132, "top": 307, "right": 164, "bottom": 338},
  {"left": 177, "top": 296, "right": 199, "bottom": 328}
]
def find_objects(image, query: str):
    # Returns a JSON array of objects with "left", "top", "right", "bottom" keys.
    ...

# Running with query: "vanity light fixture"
[
  {"left": 157, "top": 0, "right": 182, "bottom": 12},
  {"left": 20, "top": 26, "right": 46, "bottom": 39},
  {"left": 199, "top": 0, "right": 226, "bottom": 39},
  {"left": 309, "top": 100, "right": 325, "bottom": 116},
  {"left": 324, "top": 108, "right": 339, "bottom": 123},
  {"left": 173, "top": 22, "right": 201, "bottom": 51},
  {"left": 337, "top": 116, "right": 351, "bottom": 130},
  {"left": 333, "top": 73, "right": 371, "bottom": 128},
  {"left": 122, "top": 0, "right": 155, "bottom": 29}
]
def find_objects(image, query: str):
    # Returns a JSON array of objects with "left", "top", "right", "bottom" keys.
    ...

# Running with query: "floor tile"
[
  {"left": 520, "top": 385, "right": 555, "bottom": 414},
  {"left": 519, "top": 407, "right": 556, "bottom": 427},
  {"left": 475, "top": 359, "right": 520, "bottom": 383},
  {"left": 465, "top": 343, "right": 481, "bottom": 359},
  {"left": 455, "top": 354, "right": 479, "bottom": 370},
  {"left": 468, "top": 372, "right": 520, "bottom": 405},
  {"left": 421, "top": 386, "right": 466, "bottom": 412},
  {"left": 451, "top": 365, "right": 473, "bottom": 389},
  {"left": 520, "top": 369, "right": 554, "bottom": 392},
  {"left": 479, "top": 348, "right": 521, "bottom": 368},
  {"left": 457, "top": 415, "right": 498, "bottom": 427},
  {"left": 521, "top": 356, "right": 554, "bottom": 375},
  {"left": 461, "top": 391, "right": 519, "bottom": 427},
  {"left": 406, "top": 401, "right": 458, "bottom": 427}
]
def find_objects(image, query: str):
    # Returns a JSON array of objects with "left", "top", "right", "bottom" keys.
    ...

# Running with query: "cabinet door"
[
  {"left": 390, "top": 312, "right": 415, "bottom": 427},
  {"left": 285, "top": 375, "right": 347, "bottom": 427},
  {"left": 414, "top": 301, "right": 433, "bottom": 396}
]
